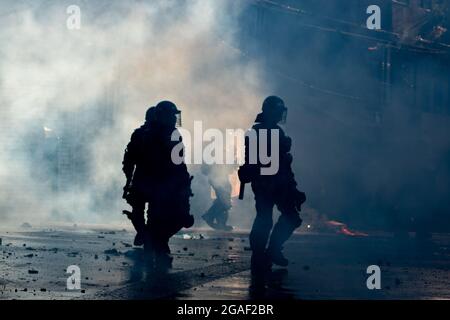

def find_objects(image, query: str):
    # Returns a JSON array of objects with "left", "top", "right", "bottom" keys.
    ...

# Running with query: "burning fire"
[
  {"left": 210, "top": 169, "right": 241, "bottom": 199},
  {"left": 326, "top": 220, "right": 369, "bottom": 237}
]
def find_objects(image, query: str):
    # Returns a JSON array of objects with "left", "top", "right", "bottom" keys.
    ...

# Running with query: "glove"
[
  {"left": 280, "top": 136, "right": 292, "bottom": 153},
  {"left": 182, "top": 214, "right": 195, "bottom": 228},
  {"left": 122, "top": 178, "right": 132, "bottom": 199},
  {"left": 122, "top": 186, "right": 130, "bottom": 200}
]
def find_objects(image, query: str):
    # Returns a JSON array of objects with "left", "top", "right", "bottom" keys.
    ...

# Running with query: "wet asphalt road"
[{"left": 0, "top": 227, "right": 449, "bottom": 300}]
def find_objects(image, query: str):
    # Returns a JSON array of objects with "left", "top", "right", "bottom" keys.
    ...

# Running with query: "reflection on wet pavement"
[{"left": 1, "top": 227, "right": 449, "bottom": 300}]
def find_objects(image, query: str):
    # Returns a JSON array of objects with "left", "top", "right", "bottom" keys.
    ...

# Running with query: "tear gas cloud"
[
  {"left": 0, "top": 0, "right": 268, "bottom": 226},
  {"left": 1, "top": 0, "right": 449, "bottom": 233}
]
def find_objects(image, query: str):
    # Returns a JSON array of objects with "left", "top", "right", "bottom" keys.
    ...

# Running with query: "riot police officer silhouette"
[
  {"left": 239, "top": 96, "right": 306, "bottom": 273},
  {"left": 123, "top": 106, "right": 157, "bottom": 246},
  {"left": 123, "top": 101, "right": 194, "bottom": 268}
]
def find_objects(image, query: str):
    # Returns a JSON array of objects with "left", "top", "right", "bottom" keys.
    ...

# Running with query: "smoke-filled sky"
[
  {"left": 1, "top": 0, "right": 449, "bottom": 232},
  {"left": 0, "top": 0, "right": 269, "bottom": 226}
]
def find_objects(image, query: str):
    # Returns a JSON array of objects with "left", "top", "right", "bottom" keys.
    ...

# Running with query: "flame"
[
  {"left": 229, "top": 170, "right": 240, "bottom": 198},
  {"left": 210, "top": 169, "right": 240, "bottom": 199},
  {"left": 326, "top": 220, "right": 369, "bottom": 237}
]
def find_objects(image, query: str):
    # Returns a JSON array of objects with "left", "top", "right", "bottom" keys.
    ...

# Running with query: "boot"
[
  {"left": 267, "top": 248, "right": 289, "bottom": 267},
  {"left": 202, "top": 212, "right": 216, "bottom": 229},
  {"left": 218, "top": 224, "right": 233, "bottom": 232},
  {"left": 134, "top": 232, "right": 145, "bottom": 246},
  {"left": 251, "top": 252, "right": 272, "bottom": 275},
  {"left": 155, "top": 252, "right": 173, "bottom": 270},
  {"left": 123, "top": 210, "right": 146, "bottom": 247},
  {"left": 215, "top": 211, "right": 233, "bottom": 231}
]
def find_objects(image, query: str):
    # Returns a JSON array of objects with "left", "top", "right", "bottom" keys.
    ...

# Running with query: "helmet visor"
[
  {"left": 279, "top": 109, "right": 287, "bottom": 125},
  {"left": 175, "top": 113, "right": 182, "bottom": 127}
]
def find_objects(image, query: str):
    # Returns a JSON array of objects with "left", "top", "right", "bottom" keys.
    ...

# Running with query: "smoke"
[
  {"left": 238, "top": 0, "right": 450, "bottom": 232},
  {"left": 0, "top": 0, "right": 269, "bottom": 226},
  {"left": 4, "top": 0, "right": 447, "bottom": 233}
]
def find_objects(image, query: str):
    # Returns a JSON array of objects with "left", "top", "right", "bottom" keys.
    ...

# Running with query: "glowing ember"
[
  {"left": 229, "top": 170, "right": 240, "bottom": 198},
  {"left": 326, "top": 220, "right": 368, "bottom": 237}
]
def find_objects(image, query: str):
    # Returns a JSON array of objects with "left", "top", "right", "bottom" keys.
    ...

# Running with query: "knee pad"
[
  {"left": 254, "top": 215, "right": 273, "bottom": 231},
  {"left": 291, "top": 215, "right": 303, "bottom": 228}
]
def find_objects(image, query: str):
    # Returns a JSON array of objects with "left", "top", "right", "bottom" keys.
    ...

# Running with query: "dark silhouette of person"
[
  {"left": 201, "top": 164, "right": 235, "bottom": 231},
  {"left": 239, "top": 96, "right": 306, "bottom": 274},
  {"left": 123, "top": 106, "right": 157, "bottom": 246},
  {"left": 123, "top": 101, "right": 194, "bottom": 269}
]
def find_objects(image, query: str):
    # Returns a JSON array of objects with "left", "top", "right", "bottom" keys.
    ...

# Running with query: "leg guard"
[{"left": 267, "top": 211, "right": 302, "bottom": 253}]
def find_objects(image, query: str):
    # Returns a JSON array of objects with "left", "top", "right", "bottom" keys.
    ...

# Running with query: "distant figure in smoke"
[
  {"left": 201, "top": 164, "right": 235, "bottom": 231},
  {"left": 122, "top": 101, "right": 194, "bottom": 269},
  {"left": 239, "top": 96, "right": 306, "bottom": 274}
]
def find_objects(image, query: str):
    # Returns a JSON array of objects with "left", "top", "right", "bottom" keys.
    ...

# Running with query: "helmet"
[
  {"left": 257, "top": 96, "right": 288, "bottom": 124},
  {"left": 262, "top": 96, "right": 286, "bottom": 114},
  {"left": 145, "top": 106, "right": 156, "bottom": 123},
  {"left": 155, "top": 101, "right": 181, "bottom": 115},
  {"left": 155, "top": 101, "right": 182, "bottom": 127}
]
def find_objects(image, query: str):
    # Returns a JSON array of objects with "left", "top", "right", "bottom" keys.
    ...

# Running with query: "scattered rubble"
[
  {"left": 181, "top": 233, "right": 206, "bottom": 240},
  {"left": 104, "top": 249, "right": 120, "bottom": 256},
  {"left": 67, "top": 252, "right": 79, "bottom": 257}
]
